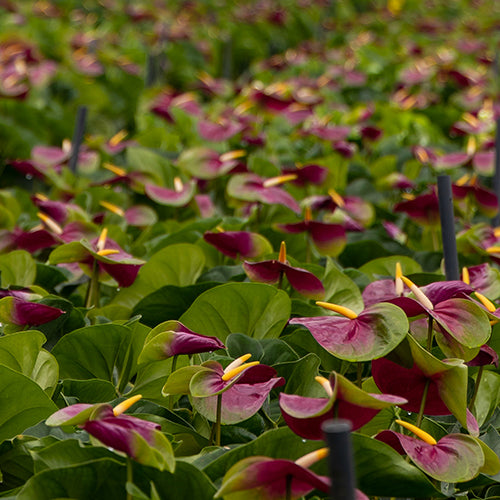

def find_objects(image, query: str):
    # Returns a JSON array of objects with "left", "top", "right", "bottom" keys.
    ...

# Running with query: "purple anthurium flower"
[
  {"left": 289, "top": 299, "right": 409, "bottom": 362},
  {"left": 101, "top": 130, "right": 136, "bottom": 155},
  {"left": 46, "top": 395, "right": 174, "bottom": 471},
  {"left": 280, "top": 372, "right": 407, "bottom": 440},
  {"left": 227, "top": 173, "right": 301, "bottom": 214},
  {"left": 376, "top": 420, "right": 489, "bottom": 482},
  {"left": 281, "top": 164, "right": 328, "bottom": 187},
  {"left": 462, "top": 263, "right": 500, "bottom": 299},
  {"left": 177, "top": 148, "right": 246, "bottom": 180},
  {"left": 98, "top": 201, "right": 158, "bottom": 228},
  {"left": 388, "top": 277, "right": 490, "bottom": 359},
  {"left": 144, "top": 177, "right": 196, "bottom": 207},
  {"left": 48, "top": 227, "right": 144, "bottom": 287},
  {"left": 163, "top": 354, "right": 285, "bottom": 424},
  {"left": 393, "top": 190, "right": 440, "bottom": 226},
  {"left": 452, "top": 174, "right": 498, "bottom": 217},
  {"left": 242, "top": 241, "right": 325, "bottom": 299},
  {"left": 0, "top": 296, "right": 64, "bottom": 327},
  {"left": 198, "top": 119, "right": 244, "bottom": 142},
  {"left": 138, "top": 320, "right": 225, "bottom": 363},
  {"left": 467, "top": 344, "right": 499, "bottom": 367},
  {"left": 215, "top": 448, "right": 342, "bottom": 500},
  {"left": 276, "top": 207, "right": 346, "bottom": 257},
  {"left": 372, "top": 334, "right": 473, "bottom": 432},
  {"left": 150, "top": 91, "right": 202, "bottom": 122},
  {"left": 203, "top": 229, "right": 272, "bottom": 260},
  {"left": 305, "top": 123, "right": 351, "bottom": 142}
]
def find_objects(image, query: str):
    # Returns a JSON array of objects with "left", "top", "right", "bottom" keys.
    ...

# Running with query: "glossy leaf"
[{"left": 180, "top": 283, "right": 291, "bottom": 341}]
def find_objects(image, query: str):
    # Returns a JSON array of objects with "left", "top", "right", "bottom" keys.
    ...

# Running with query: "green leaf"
[
  {"left": 132, "top": 283, "right": 217, "bottom": 328},
  {"left": 0, "top": 250, "right": 36, "bottom": 287},
  {"left": 322, "top": 258, "right": 364, "bottom": 311},
  {"left": 472, "top": 371, "right": 500, "bottom": 427},
  {"left": 0, "top": 365, "right": 57, "bottom": 443},
  {"left": 52, "top": 323, "right": 149, "bottom": 389},
  {"left": 352, "top": 433, "right": 444, "bottom": 497},
  {"left": 62, "top": 379, "right": 118, "bottom": 403},
  {"left": 358, "top": 255, "right": 422, "bottom": 280},
  {"left": 180, "top": 283, "right": 291, "bottom": 342},
  {"left": 17, "top": 458, "right": 126, "bottom": 500},
  {"left": 274, "top": 353, "right": 323, "bottom": 397},
  {"left": 112, "top": 243, "right": 206, "bottom": 310}
]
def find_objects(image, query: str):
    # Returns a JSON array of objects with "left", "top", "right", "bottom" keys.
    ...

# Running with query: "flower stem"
[
  {"left": 126, "top": 457, "right": 133, "bottom": 500},
  {"left": 215, "top": 393, "right": 222, "bottom": 446},
  {"left": 468, "top": 365, "right": 484, "bottom": 410},
  {"left": 168, "top": 355, "right": 178, "bottom": 411},
  {"left": 85, "top": 259, "right": 100, "bottom": 309},
  {"left": 356, "top": 362, "right": 363, "bottom": 388},
  {"left": 416, "top": 379, "right": 430, "bottom": 428},
  {"left": 426, "top": 316, "right": 434, "bottom": 351}
]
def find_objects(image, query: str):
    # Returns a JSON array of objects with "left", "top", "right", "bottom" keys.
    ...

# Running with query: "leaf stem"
[
  {"left": 215, "top": 393, "right": 222, "bottom": 446},
  {"left": 468, "top": 365, "right": 484, "bottom": 411},
  {"left": 85, "top": 259, "right": 100, "bottom": 309},
  {"left": 126, "top": 457, "right": 133, "bottom": 500},
  {"left": 416, "top": 379, "right": 430, "bottom": 428},
  {"left": 356, "top": 362, "right": 363, "bottom": 388},
  {"left": 168, "top": 355, "right": 178, "bottom": 411}
]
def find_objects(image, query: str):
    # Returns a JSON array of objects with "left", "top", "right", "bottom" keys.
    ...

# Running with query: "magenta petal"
[
  {"left": 371, "top": 358, "right": 449, "bottom": 414},
  {"left": 362, "top": 279, "right": 398, "bottom": 307},
  {"left": 144, "top": 182, "right": 195, "bottom": 207},
  {"left": 99, "top": 261, "right": 141, "bottom": 287},
  {"left": 276, "top": 222, "right": 308, "bottom": 234},
  {"left": 243, "top": 260, "right": 282, "bottom": 283},
  {"left": 203, "top": 231, "right": 268, "bottom": 259},
  {"left": 467, "top": 344, "right": 499, "bottom": 367},
  {"left": 198, "top": 120, "right": 243, "bottom": 141},
  {"left": 13, "top": 229, "right": 59, "bottom": 253},
  {"left": 308, "top": 221, "right": 346, "bottom": 256},
  {"left": 46, "top": 404, "right": 95, "bottom": 426},
  {"left": 8, "top": 297, "right": 64, "bottom": 326},
  {"left": 421, "top": 280, "right": 472, "bottom": 303},
  {"left": 283, "top": 265, "right": 325, "bottom": 299},
  {"left": 473, "top": 150, "right": 494, "bottom": 175},
  {"left": 193, "top": 377, "right": 284, "bottom": 424},
  {"left": 216, "top": 456, "right": 330, "bottom": 499}
]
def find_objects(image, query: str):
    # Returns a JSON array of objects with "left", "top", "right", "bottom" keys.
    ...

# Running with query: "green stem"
[
  {"left": 356, "top": 362, "right": 363, "bottom": 388},
  {"left": 85, "top": 259, "right": 100, "bottom": 309},
  {"left": 168, "top": 355, "right": 178, "bottom": 411},
  {"left": 468, "top": 365, "right": 484, "bottom": 410},
  {"left": 285, "top": 474, "right": 292, "bottom": 500},
  {"left": 430, "top": 227, "right": 439, "bottom": 252},
  {"left": 278, "top": 270, "right": 284, "bottom": 290},
  {"left": 126, "top": 457, "right": 133, "bottom": 500},
  {"left": 426, "top": 316, "right": 434, "bottom": 351},
  {"left": 416, "top": 379, "right": 430, "bottom": 428},
  {"left": 215, "top": 393, "right": 222, "bottom": 446}
]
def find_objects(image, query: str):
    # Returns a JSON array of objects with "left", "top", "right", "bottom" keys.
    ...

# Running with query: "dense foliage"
[{"left": 1, "top": 0, "right": 500, "bottom": 498}]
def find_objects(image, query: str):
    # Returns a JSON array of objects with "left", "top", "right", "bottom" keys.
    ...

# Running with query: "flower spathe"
[
  {"left": 376, "top": 419, "right": 494, "bottom": 482},
  {"left": 162, "top": 354, "right": 285, "bottom": 424},
  {"left": 138, "top": 320, "right": 225, "bottom": 363},
  {"left": 279, "top": 372, "right": 407, "bottom": 440},
  {"left": 46, "top": 395, "right": 175, "bottom": 471},
  {"left": 242, "top": 241, "right": 325, "bottom": 299}
]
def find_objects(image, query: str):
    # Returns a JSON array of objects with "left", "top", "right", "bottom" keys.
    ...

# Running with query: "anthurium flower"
[
  {"left": 388, "top": 277, "right": 491, "bottom": 359},
  {"left": 394, "top": 189, "right": 441, "bottom": 226},
  {"left": 144, "top": 177, "right": 196, "bottom": 207},
  {"left": 276, "top": 207, "right": 346, "bottom": 256},
  {"left": 372, "top": 335, "right": 472, "bottom": 431},
  {"left": 46, "top": 395, "right": 175, "bottom": 471},
  {"left": 281, "top": 164, "right": 328, "bottom": 186},
  {"left": 215, "top": 448, "right": 335, "bottom": 500},
  {"left": 227, "top": 173, "right": 301, "bottom": 214},
  {"left": 150, "top": 90, "right": 202, "bottom": 122},
  {"left": 48, "top": 228, "right": 144, "bottom": 287},
  {"left": 452, "top": 174, "right": 498, "bottom": 217},
  {"left": 376, "top": 419, "right": 490, "bottom": 482},
  {"left": 162, "top": 354, "right": 285, "bottom": 424},
  {"left": 289, "top": 299, "right": 408, "bottom": 361},
  {"left": 138, "top": 320, "right": 225, "bottom": 363},
  {"left": 99, "top": 201, "right": 158, "bottom": 228},
  {"left": 0, "top": 295, "right": 65, "bottom": 327},
  {"left": 203, "top": 229, "right": 273, "bottom": 259},
  {"left": 462, "top": 263, "right": 500, "bottom": 300},
  {"left": 280, "top": 372, "right": 407, "bottom": 440},
  {"left": 242, "top": 241, "right": 325, "bottom": 299},
  {"left": 198, "top": 119, "right": 244, "bottom": 142},
  {"left": 177, "top": 148, "right": 246, "bottom": 180}
]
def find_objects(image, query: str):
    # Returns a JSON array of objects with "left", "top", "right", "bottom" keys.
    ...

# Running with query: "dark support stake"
[
  {"left": 68, "top": 106, "right": 87, "bottom": 174},
  {"left": 437, "top": 174, "right": 459, "bottom": 281},
  {"left": 322, "top": 419, "right": 356, "bottom": 500},
  {"left": 493, "top": 118, "right": 500, "bottom": 227}
]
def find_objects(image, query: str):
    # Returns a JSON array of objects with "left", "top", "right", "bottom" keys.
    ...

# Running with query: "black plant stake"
[
  {"left": 437, "top": 174, "right": 459, "bottom": 280},
  {"left": 322, "top": 419, "right": 356, "bottom": 500},
  {"left": 68, "top": 105, "right": 87, "bottom": 174}
]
